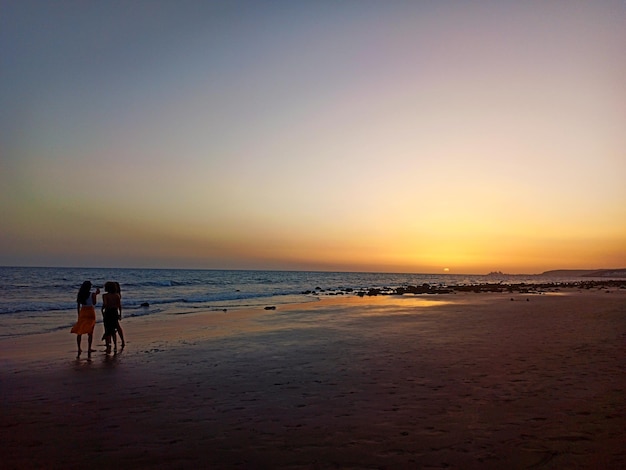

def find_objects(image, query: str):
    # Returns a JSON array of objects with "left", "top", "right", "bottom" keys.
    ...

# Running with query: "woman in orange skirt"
[{"left": 71, "top": 280, "right": 100, "bottom": 356}]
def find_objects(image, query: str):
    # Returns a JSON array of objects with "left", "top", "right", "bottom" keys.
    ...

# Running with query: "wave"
[
  {"left": 0, "top": 288, "right": 307, "bottom": 316},
  {"left": 0, "top": 302, "right": 74, "bottom": 315}
]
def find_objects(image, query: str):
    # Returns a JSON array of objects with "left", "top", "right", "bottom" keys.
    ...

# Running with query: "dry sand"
[{"left": 1, "top": 289, "right": 625, "bottom": 469}]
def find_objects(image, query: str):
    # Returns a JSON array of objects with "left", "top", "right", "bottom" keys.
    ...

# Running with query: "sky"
[{"left": 1, "top": 0, "right": 625, "bottom": 274}]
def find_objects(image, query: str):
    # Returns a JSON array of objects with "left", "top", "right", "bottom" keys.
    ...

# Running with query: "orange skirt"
[{"left": 70, "top": 306, "right": 96, "bottom": 335}]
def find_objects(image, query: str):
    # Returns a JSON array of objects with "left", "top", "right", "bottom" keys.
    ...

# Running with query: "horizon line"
[{"left": 2, "top": 265, "right": 625, "bottom": 277}]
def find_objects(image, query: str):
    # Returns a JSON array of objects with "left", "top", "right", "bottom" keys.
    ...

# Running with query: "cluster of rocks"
[{"left": 302, "top": 280, "right": 626, "bottom": 298}]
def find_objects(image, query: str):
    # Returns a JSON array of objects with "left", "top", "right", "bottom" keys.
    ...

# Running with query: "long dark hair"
[
  {"left": 77, "top": 281, "right": 92, "bottom": 304},
  {"left": 103, "top": 281, "right": 122, "bottom": 296}
]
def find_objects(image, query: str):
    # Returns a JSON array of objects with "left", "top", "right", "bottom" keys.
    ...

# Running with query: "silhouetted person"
[
  {"left": 101, "top": 281, "right": 121, "bottom": 353},
  {"left": 114, "top": 282, "right": 125, "bottom": 348}
]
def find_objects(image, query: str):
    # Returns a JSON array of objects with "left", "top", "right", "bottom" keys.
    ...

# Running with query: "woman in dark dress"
[
  {"left": 114, "top": 282, "right": 126, "bottom": 348},
  {"left": 101, "top": 281, "right": 121, "bottom": 353}
]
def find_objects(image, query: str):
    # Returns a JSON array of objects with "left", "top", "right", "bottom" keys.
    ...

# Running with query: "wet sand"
[{"left": 1, "top": 289, "right": 625, "bottom": 469}]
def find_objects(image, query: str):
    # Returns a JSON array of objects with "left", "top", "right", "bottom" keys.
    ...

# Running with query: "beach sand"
[{"left": 1, "top": 289, "right": 625, "bottom": 469}]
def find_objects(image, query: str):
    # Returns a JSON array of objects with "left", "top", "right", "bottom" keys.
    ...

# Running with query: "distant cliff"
[{"left": 541, "top": 269, "right": 626, "bottom": 278}]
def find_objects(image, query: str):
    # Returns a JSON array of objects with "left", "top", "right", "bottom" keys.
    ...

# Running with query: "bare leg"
[
  {"left": 118, "top": 325, "right": 125, "bottom": 347},
  {"left": 113, "top": 332, "right": 118, "bottom": 353},
  {"left": 76, "top": 335, "right": 82, "bottom": 355},
  {"left": 87, "top": 333, "right": 95, "bottom": 353}
]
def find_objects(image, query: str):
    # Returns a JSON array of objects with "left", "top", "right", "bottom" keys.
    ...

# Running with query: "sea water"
[{"left": 0, "top": 266, "right": 594, "bottom": 338}]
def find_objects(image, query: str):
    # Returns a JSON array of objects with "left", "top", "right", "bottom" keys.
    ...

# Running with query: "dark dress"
[{"left": 102, "top": 307, "right": 119, "bottom": 337}]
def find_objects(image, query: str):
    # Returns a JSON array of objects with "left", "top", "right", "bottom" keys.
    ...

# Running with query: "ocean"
[{"left": 0, "top": 266, "right": 603, "bottom": 338}]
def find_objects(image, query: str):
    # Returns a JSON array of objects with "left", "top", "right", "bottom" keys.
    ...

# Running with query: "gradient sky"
[{"left": 1, "top": 1, "right": 625, "bottom": 274}]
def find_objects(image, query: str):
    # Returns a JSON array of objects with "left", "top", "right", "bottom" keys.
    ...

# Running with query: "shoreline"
[
  {"left": 2, "top": 289, "right": 625, "bottom": 468},
  {"left": 1, "top": 276, "right": 624, "bottom": 340}
]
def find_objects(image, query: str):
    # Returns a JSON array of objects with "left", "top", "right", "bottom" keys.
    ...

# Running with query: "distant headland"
[
  {"left": 539, "top": 268, "right": 626, "bottom": 278},
  {"left": 486, "top": 269, "right": 626, "bottom": 278}
]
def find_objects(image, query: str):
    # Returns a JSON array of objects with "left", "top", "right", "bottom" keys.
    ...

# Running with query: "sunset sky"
[{"left": 1, "top": 1, "right": 625, "bottom": 274}]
